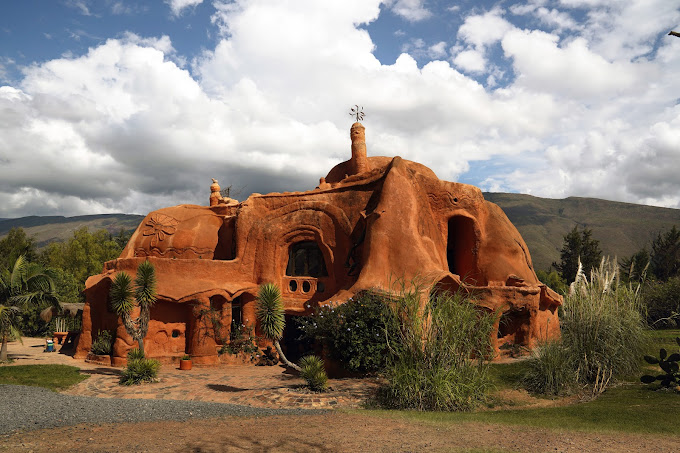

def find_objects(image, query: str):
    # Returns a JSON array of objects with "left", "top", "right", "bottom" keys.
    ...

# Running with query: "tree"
[
  {"left": 536, "top": 269, "right": 568, "bottom": 295},
  {"left": 553, "top": 226, "right": 603, "bottom": 284},
  {"left": 0, "top": 255, "right": 58, "bottom": 361},
  {"left": 109, "top": 260, "right": 157, "bottom": 356},
  {"left": 255, "top": 283, "right": 301, "bottom": 371},
  {"left": 620, "top": 249, "right": 650, "bottom": 283},
  {"left": 40, "top": 227, "right": 124, "bottom": 290},
  {"left": 650, "top": 226, "right": 680, "bottom": 281},
  {"left": 0, "top": 228, "right": 37, "bottom": 271}
]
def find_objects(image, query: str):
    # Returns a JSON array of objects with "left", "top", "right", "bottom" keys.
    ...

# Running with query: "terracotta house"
[{"left": 75, "top": 122, "right": 562, "bottom": 366}]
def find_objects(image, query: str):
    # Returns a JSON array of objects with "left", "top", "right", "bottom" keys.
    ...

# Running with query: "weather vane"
[{"left": 349, "top": 105, "right": 365, "bottom": 122}]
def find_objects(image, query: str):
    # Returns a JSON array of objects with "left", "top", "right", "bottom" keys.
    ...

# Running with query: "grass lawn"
[
  {"left": 368, "top": 384, "right": 680, "bottom": 435},
  {"left": 365, "top": 329, "right": 680, "bottom": 435},
  {"left": 0, "top": 365, "right": 88, "bottom": 391}
]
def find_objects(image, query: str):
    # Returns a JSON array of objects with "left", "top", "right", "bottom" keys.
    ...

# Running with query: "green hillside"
[
  {"left": 0, "top": 214, "right": 144, "bottom": 249},
  {"left": 1, "top": 194, "right": 679, "bottom": 272},
  {"left": 484, "top": 193, "right": 680, "bottom": 271}
]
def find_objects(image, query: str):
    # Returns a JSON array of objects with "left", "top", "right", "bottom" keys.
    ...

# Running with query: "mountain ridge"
[{"left": 1, "top": 194, "right": 679, "bottom": 271}]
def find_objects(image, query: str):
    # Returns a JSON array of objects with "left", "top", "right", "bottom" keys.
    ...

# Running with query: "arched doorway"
[{"left": 447, "top": 216, "right": 479, "bottom": 283}]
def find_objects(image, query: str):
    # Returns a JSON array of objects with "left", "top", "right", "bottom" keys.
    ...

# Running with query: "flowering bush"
[{"left": 296, "top": 291, "right": 397, "bottom": 373}]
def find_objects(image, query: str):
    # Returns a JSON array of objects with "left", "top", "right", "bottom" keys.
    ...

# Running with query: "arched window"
[{"left": 285, "top": 241, "right": 328, "bottom": 278}]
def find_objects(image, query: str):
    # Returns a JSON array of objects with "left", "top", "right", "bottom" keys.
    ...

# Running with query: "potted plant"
[{"left": 179, "top": 354, "right": 192, "bottom": 370}]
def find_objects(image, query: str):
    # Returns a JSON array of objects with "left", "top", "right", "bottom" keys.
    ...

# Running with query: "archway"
[{"left": 447, "top": 216, "right": 479, "bottom": 282}]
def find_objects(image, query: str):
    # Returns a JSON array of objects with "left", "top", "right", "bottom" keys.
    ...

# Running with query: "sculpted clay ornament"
[{"left": 77, "top": 119, "right": 562, "bottom": 366}]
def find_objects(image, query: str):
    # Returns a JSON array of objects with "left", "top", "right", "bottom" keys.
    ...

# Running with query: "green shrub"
[
  {"left": 525, "top": 258, "right": 649, "bottom": 396},
  {"left": 223, "top": 322, "right": 259, "bottom": 359},
  {"left": 536, "top": 269, "right": 568, "bottom": 295},
  {"left": 378, "top": 287, "right": 495, "bottom": 411},
  {"left": 119, "top": 358, "right": 160, "bottom": 385},
  {"left": 90, "top": 330, "right": 114, "bottom": 355},
  {"left": 127, "top": 347, "right": 145, "bottom": 360},
  {"left": 562, "top": 258, "right": 648, "bottom": 391},
  {"left": 642, "top": 277, "right": 680, "bottom": 328},
  {"left": 296, "top": 291, "right": 398, "bottom": 373},
  {"left": 299, "top": 355, "right": 328, "bottom": 391},
  {"left": 522, "top": 340, "right": 576, "bottom": 395}
]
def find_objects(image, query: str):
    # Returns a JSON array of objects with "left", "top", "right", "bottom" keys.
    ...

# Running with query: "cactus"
[{"left": 641, "top": 337, "right": 680, "bottom": 388}]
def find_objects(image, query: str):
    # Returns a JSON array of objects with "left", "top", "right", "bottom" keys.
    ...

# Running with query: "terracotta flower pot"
[{"left": 179, "top": 359, "right": 192, "bottom": 370}]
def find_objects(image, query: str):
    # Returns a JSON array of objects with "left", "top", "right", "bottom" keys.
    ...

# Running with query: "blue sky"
[{"left": 1, "top": 0, "right": 679, "bottom": 217}]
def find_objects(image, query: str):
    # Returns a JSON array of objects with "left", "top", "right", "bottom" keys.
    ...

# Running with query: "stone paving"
[{"left": 4, "top": 338, "right": 381, "bottom": 410}]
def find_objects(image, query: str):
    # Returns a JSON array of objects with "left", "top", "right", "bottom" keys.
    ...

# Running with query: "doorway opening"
[{"left": 446, "top": 216, "right": 478, "bottom": 282}]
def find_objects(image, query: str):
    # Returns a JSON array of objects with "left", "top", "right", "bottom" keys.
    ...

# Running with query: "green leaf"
[
  {"left": 667, "top": 353, "right": 680, "bottom": 362},
  {"left": 640, "top": 375, "right": 657, "bottom": 384},
  {"left": 660, "top": 348, "right": 667, "bottom": 360},
  {"left": 110, "top": 271, "right": 134, "bottom": 316},
  {"left": 256, "top": 283, "right": 285, "bottom": 341},
  {"left": 134, "top": 260, "right": 157, "bottom": 309},
  {"left": 643, "top": 355, "right": 659, "bottom": 364}
]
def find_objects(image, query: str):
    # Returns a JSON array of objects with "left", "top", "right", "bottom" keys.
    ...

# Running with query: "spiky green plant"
[
  {"left": 90, "top": 330, "right": 114, "bottom": 355},
  {"left": 119, "top": 357, "right": 160, "bottom": 385},
  {"left": 109, "top": 260, "right": 157, "bottom": 357},
  {"left": 299, "top": 355, "right": 328, "bottom": 391},
  {"left": 255, "top": 283, "right": 300, "bottom": 371},
  {"left": 127, "top": 347, "right": 145, "bottom": 360}
]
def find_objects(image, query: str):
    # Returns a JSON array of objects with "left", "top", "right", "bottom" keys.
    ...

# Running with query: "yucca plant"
[
  {"left": 255, "top": 283, "right": 300, "bottom": 371},
  {"left": 109, "top": 260, "right": 157, "bottom": 357},
  {"left": 299, "top": 355, "right": 328, "bottom": 391}
]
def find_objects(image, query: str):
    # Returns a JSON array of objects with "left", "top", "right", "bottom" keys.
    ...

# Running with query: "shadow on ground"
[
  {"left": 79, "top": 367, "right": 121, "bottom": 377},
  {"left": 206, "top": 384, "right": 249, "bottom": 393}
]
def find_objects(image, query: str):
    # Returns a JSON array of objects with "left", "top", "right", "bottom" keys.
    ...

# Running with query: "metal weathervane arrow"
[{"left": 349, "top": 105, "right": 365, "bottom": 122}]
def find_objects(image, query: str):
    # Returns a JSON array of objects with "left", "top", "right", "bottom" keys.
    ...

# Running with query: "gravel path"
[{"left": 0, "top": 385, "right": 326, "bottom": 435}]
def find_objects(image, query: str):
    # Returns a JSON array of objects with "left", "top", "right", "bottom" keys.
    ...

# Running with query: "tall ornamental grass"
[
  {"left": 379, "top": 287, "right": 495, "bottom": 411},
  {"left": 524, "top": 257, "right": 648, "bottom": 396}
]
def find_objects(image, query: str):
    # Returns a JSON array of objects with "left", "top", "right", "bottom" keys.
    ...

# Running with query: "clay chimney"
[{"left": 350, "top": 122, "right": 369, "bottom": 175}]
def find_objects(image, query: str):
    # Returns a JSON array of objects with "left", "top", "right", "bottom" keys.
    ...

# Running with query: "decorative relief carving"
[
  {"left": 142, "top": 214, "right": 179, "bottom": 247},
  {"left": 134, "top": 246, "right": 213, "bottom": 258}
]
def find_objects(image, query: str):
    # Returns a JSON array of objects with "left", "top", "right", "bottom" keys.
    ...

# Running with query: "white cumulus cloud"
[
  {"left": 1, "top": 0, "right": 680, "bottom": 217},
  {"left": 166, "top": 0, "right": 204, "bottom": 17}
]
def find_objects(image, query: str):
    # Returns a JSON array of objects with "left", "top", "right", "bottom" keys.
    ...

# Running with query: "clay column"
[
  {"left": 350, "top": 122, "right": 369, "bottom": 175},
  {"left": 188, "top": 297, "right": 218, "bottom": 364},
  {"left": 240, "top": 292, "right": 258, "bottom": 334}
]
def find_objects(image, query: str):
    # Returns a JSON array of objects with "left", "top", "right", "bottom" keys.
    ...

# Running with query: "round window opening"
[
  {"left": 171, "top": 330, "right": 180, "bottom": 338},
  {"left": 289, "top": 280, "right": 298, "bottom": 292},
  {"left": 302, "top": 281, "right": 311, "bottom": 293}
]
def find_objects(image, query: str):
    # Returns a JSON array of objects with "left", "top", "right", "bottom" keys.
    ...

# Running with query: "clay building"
[{"left": 75, "top": 121, "right": 562, "bottom": 366}]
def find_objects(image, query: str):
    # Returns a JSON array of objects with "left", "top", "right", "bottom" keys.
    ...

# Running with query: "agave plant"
[
  {"left": 299, "top": 355, "right": 328, "bottom": 391},
  {"left": 641, "top": 337, "right": 680, "bottom": 388},
  {"left": 255, "top": 283, "right": 300, "bottom": 371},
  {"left": 109, "top": 260, "right": 157, "bottom": 357}
]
